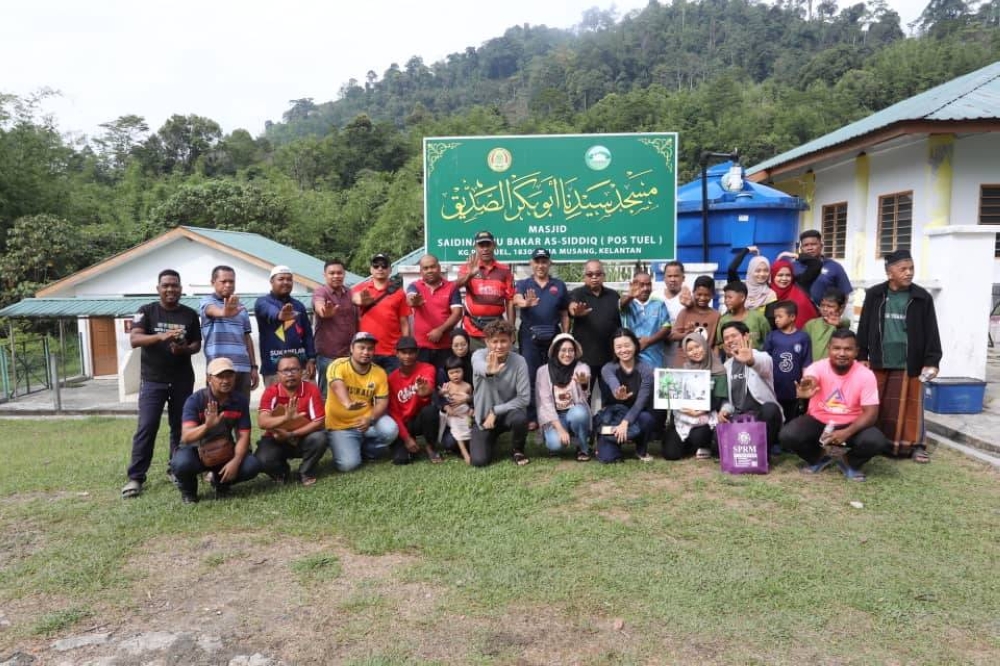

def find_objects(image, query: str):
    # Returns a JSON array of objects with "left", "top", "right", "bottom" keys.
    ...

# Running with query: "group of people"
[{"left": 120, "top": 228, "right": 941, "bottom": 503}]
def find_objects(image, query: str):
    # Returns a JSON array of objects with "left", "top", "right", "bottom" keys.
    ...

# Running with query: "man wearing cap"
[
  {"left": 121, "top": 269, "right": 202, "bottom": 500},
  {"left": 254, "top": 265, "right": 316, "bottom": 388},
  {"left": 780, "top": 230, "right": 853, "bottom": 305},
  {"left": 325, "top": 331, "right": 399, "bottom": 472},
  {"left": 255, "top": 352, "right": 327, "bottom": 486},
  {"left": 386, "top": 336, "right": 441, "bottom": 464},
  {"left": 857, "top": 249, "right": 941, "bottom": 463},
  {"left": 313, "top": 258, "right": 357, "bottom": 397},
  {"left": 406, "top": 254, "right": 462, "bottom": 368},
  {"left": 512, "top": 247, "right": 569, "bottom": 428},
  {"left": 201, "top": 265, "right": 258, "bottom": 396},
  {"left": 455, "top": 231, "right": 515, "bottom": 351},
  {"left": 171, "top": 358, "right": 262, "bottom": 503},
  {"left": 352, "top": 253, "right": 411, "bottom": 374}
]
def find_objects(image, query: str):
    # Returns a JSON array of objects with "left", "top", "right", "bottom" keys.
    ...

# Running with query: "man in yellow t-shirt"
[{"left": 325, "top": 332, "right": 398, "bottom": 472}]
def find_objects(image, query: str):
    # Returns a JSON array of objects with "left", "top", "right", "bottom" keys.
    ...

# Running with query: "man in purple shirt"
[{"left": 313, "top": 259, "right": 357, "bottom": 396}]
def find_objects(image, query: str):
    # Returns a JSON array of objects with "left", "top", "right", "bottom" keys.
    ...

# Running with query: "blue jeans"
[
  {"left": 327, "top": 415, "right": 399, "bottom": 472},
  {"left": 542, "top": 405, "right": 592, "bottom": 454},
  {"left": 170, "top": 445, "right": 262, "bottom": 497},
  {"left": 373, "top": 355, "right": 400, "bottom": 374},
  {"left": 518, "top": 335, "right": 548, "bottom": 422},
  {"left": 128, "top": 379, "right": 194, "bottom": 482},
  {"left": 316, "top": 355, "right": 335, "bottom": 398}
]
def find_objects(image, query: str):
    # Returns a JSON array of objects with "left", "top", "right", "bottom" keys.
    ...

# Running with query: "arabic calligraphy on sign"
[{"left": 439, "top": 169, "right": 660, "bottom": 224}]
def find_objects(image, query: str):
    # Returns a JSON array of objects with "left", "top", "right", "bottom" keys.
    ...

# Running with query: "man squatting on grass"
[{"left": 470, "top": 319, "right": 532, "bottom": 467}]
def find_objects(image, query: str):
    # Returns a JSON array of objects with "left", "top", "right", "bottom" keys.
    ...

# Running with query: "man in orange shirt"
[{"left": 351, "top": 253, "right": 411, "bottom": 373}]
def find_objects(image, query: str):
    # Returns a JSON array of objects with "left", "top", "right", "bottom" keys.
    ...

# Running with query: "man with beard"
[
  {"left": 781, "top": 329, "right": 889, "bottom": 482},
  {"left": 254, "top": 265, "right": 315, "bottom": 387},
  {"left": 255, "top": 353, "right": 327, "bottom": 486}
]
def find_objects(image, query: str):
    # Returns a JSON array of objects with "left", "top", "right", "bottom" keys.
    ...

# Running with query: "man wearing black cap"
[
  {"left": 857, "top": 249, "right": 942, "bottom": 463},
  {"left": 352, "top": 253, "right": 411, "bottom": 374},
  {"left": 386, "top": 336, "right": 441, "bottom": 464},
  {"left": 455, "top": 230, "right": 515, "bottom": 351},
  {"left": 512, "top": 247, "right": 569, "bottom": 428}
]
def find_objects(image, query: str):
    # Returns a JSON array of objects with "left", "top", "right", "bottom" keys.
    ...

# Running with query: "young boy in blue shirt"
[{"left": 763, "top": 301, "right": 812, "bottom": 426}]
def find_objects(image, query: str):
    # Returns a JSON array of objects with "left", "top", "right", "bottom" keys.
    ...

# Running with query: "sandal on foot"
[
  {"left": 300, "top": 475, "right": 317, "bottom": 487},
  {"left": 637, "top": 453, "right": 654, "bottom": 463},
  {"left": 800, "top": 455, "right": 833, "bottom": 475},
  {"left": 576, "top": 450, "right": 591, "bottom": 462},
  {"left": 428, "top": 450, "right": 444, "bottom": 464},
  {"left": 836, "top": 459, "right": 867, "bottom": 482},
  {"left": 911, "top": 447, "right": 930, "bottom": 464},
  {"left": 512, "top": 451, "right": 530, "bottom": 466},
  {"left": 121, "top": 479, "right": 142, "bottom": 499},
  {"left": 695, "top": 448, "right": 711, "bottom": 460}
]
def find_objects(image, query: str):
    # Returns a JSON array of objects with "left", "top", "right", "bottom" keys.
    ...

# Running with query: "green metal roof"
[
  {"left": 749, "top": 60, "right": 1000, "bottom": 176},
  {"left": 0, "top": 295, "right": 313, "bottom": 319},
  {"left": 182, "top": 226, "right": 365, "bottom": 285}
]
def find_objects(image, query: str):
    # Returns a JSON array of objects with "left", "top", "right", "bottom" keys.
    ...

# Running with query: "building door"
[{"left": 89, "top": 317, "right": 118, "bottom": 376}]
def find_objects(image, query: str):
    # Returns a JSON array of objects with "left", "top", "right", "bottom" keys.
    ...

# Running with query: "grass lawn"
[{"left": 0, "top": 417, "right": 998, "bottom": 664}]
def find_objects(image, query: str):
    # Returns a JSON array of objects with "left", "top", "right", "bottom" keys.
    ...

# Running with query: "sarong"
[{"left": 872, "top": 369, "right": 925, "bottom": 456}]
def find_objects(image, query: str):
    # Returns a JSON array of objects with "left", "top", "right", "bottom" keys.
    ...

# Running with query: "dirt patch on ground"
[{"left": 0, "top": 531, "right": 673, "bottom": 665}]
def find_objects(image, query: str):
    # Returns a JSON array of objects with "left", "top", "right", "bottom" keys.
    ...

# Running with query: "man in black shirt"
[
  {"left": 568, "top": 259, "right": 623, "bottom": 377},
  {"left": 121, "top": 269, "right": 202, "bottom": 499}
]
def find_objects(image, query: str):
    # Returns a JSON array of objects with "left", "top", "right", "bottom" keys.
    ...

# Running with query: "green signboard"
[{"left": 424, "top": 133, "right": 677, "bottom": 263}]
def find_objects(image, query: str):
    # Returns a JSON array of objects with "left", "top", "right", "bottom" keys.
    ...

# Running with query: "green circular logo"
[{"left": 585, "top": 145, "right": 612, "bottom": 171}]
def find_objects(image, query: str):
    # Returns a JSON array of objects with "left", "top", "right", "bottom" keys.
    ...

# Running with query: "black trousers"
[
  {"left": 469, "top": 408, "right": 528, "bottom": 467},
  {"left": 735, "top": 402, "right": 783, "bottom": 448},
  {"left": 255, "top": 431, "right": 327, "bottom": 479},
  {"left": 662, "top": 423, "right": 715, "bottom": 460},
  {"left": 391, "top": 403, "right": 441, "bottom": 462},
  {"left": 779, "top": 415, "right": 890, "bottom": 469}
]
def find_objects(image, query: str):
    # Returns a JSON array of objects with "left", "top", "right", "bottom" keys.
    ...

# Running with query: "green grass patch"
[
  {"left": 30, "top": 607, "right": 92, "bottom": 636},
  {"left": 0, "top": 417, "right": 998, "bottom": 663}
]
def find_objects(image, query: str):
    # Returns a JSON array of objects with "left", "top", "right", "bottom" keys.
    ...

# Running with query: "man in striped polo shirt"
[{"left": 200, "top": 265, "right": 259, "bottom": 396}]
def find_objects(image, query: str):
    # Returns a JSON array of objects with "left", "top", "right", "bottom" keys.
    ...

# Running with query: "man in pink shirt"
[{"left": 779, "top": 329, "right": 889, "bottom": 482}]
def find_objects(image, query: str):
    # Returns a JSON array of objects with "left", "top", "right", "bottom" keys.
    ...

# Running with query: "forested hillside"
[{"left": 1, "top": 0, "right": 998, "bottom": 309}]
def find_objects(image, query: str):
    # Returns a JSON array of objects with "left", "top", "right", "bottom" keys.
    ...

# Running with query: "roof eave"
[{"left": 747, "top": 119, "right": 1000, "bottom": 183}]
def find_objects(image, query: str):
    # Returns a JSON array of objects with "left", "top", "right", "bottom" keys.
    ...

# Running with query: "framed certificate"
[{"left": 653, "top": 368, "right": 711, "bottom": 411}]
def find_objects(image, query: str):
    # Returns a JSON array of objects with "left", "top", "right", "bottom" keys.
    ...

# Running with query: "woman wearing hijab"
[
  {"left": 535, "top": 333, "right": 593, "bottom": 461},
  {"left": 727, "top": 246, "right": 777, "bottom": 313},
  {"left": 766, "top": 259, "right": 818, "bottom": 328},
  {"left": 662, "top": 332, "right": 728, "bottom": 460}
]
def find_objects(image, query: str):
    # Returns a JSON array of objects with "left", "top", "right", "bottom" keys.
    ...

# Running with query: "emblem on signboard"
[
  {"left": 487, "top": 147, "right": 512, "bottom": 173},
  {"left": 585, "top": 145, "right": 612, "bottom": 171}
]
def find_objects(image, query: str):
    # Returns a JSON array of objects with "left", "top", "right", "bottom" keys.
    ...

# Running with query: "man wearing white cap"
[
  {"left": 171, "top": 357, "right": 262, "bottom": 503},
  {"left": 254, "top": 265, "right": 316, "bottom": 388}
]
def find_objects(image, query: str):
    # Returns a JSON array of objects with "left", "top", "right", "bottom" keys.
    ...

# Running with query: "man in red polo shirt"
[
  {"left": 351, "top": 253, "right": 411, "bottom": 373},
  {"left": 386, "top": 336, "right": 441, "bottom": 465},
  {"left": 406, "top": 253, "right": 462, "bottom": 368},
  {"left": 455, "top": 230, "right": 514, "bottom": 351}
]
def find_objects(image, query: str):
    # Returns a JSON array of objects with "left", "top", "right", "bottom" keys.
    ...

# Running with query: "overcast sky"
[{"left": 2, "top": 0, "right": 929, "bottom": 139}]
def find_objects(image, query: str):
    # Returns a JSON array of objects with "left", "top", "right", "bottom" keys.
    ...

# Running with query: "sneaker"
[
  {"left": 637, "top": 453, "right": 654, "bottom": 463},
  {"left": 836, "top": 459, "right": 867, "bottom": 482},
  {"left": 695, "top": 448, "right": 711, "bottom": 460},
  {"left": 800, "top": 455, "right": 833, "bottom": 475}
]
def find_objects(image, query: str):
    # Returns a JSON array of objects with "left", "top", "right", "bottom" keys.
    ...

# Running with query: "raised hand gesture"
[
  {"left": 407, "top": 291, "right": 425, "bottom": 307},
  {"left": 568, "top": 301, "right": 592, "bottom": 317},
  {"left": 486, "top": 350, "right": 506, "bottom": 376},
  {"left": 284, "top": 396, "right": 299, "bottom": 422},
  {"left": 204, "top": 400, "right": 221, "bottom": 430},
  {"left": 523, "top": 288, "right": 540, "bottom": 308},
  {"left": 613, "top": 384, "right": 633, "bottom": 402},
  {"left": 223, "top": 295, "right": 241, "bottom": 317},
  {"left": 794, "top": 376, "right": 819, "bottom": 400},
  {"left": 414, "top": 375, "right": 432, "bottom": 398},
  {"left": 278, "top": 303, "right": 296, "bottom": 322},
  {"left": 574, "top": 370, "right": 589, "bottom": 387}
]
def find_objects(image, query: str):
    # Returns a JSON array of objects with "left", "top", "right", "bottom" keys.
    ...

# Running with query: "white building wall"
[
  {"left": 951, "top": 133, "right": 1000, "bottom": 283},
  {"left": 863, "top": 140, "right": 927, "bottom": 283},
  {"left": 68, "top": 239, "right": 305, "bottom": 298}
]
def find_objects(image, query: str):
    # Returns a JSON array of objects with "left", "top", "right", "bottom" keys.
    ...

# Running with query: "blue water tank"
[{"left": 653, "top": 162, "right": 808, "bottom": 282}]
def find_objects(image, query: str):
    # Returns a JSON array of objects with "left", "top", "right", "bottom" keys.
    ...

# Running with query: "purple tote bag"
[{"left": 717, "top": 415, "right": 769, "bottom": 474}]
